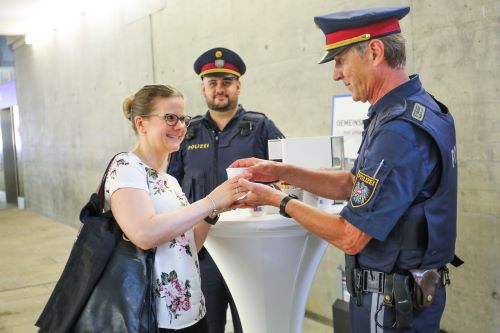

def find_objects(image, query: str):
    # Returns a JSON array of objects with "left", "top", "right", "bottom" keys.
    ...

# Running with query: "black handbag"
[{"left": 35, "top": 154, "right": 158, "bottom": 333}]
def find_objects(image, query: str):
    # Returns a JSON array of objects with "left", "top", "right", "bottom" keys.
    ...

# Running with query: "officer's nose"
[
  {"left": 215, "top": 82, "right": 225, "bottom": 93},
  {"left": 333, "top": 64, "right": 343, "bottom": 81}
]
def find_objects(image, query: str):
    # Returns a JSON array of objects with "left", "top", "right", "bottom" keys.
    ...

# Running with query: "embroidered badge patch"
[
  {"left": 411, "top": 103, "right": 426, "bottom": 121},
  {"left": 350, "top": 171, "right": 379, "bottom": 207}
]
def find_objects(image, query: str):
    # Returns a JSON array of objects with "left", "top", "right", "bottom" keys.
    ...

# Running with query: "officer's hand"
[
  {"left": 229, "top": 157, "right": 262, "bottom": 168},
  {"left": 229, "top": 158, "right": 281, "bottom": 183},
  {"left": 208, "top": 175, "right": 250, "bottom": 209},
  {"left": 236, "top": 178, "right": 286, "bottom": 208}
]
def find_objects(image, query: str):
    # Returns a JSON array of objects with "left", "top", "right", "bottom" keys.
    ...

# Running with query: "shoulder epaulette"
[
  {"left": 242, "top": 111, "right": 267, "bottom": 122},
  {"left": 364, "top": 97, "right": 407, "bottom": 136},
  {"left": 374, "top": 97, "right": 407, "bottom": 127},
  {"left": 185, "top": 115, "right": 204, "bottom": 140},
  {"left": 238, "top": 111, "right": 266, "bottom": 136},
  {"left": 189, "top": 115, "right": 204, "bottom": 125}
]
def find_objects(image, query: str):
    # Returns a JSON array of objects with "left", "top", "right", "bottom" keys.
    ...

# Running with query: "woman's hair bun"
[{"left": 122, "top": 95, "right": 135, "bottom": 120}]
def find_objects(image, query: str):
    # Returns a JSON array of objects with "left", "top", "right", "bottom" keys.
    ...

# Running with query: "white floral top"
[{"left": 104, "top": 152, "right": 206, "bottom": 329}]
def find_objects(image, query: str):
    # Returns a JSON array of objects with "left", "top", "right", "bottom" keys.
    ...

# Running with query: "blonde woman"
[{"left": 101, "top": 85, "right": 244, "bottom": 332}]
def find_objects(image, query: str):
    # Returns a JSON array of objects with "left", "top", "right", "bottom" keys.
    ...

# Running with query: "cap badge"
[
  {"left": 215, "top": 59, "right": 225, "bottom": 68},
  {"left": 215, "top": 50, "right": 223, "bottom": 58}
]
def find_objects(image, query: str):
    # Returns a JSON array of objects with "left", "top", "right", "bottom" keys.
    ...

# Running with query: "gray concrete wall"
[
  {"left": 14, "top": 9, "right": 154, "bottom": 224},
  {"left": 12, "top": 0, "right": 499, "bottom": 332}
]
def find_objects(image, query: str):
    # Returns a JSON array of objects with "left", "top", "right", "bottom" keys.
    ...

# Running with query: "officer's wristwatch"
[{"left": 279, "top": 194, "right": 299, "bottom": 218}]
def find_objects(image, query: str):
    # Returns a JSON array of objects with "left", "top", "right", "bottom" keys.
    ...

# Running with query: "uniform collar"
[
  {"left": 367, "top": 74, "right": 422, "bottom": 118},
  {"left": 203, "top": 105, "right": 246, "bottom": 131}
]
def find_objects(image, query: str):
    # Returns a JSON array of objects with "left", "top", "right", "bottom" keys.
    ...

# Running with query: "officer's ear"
[
  {"left": 201, "top": 80, "right": 207, "bottom": 97},
  {"left": 367, "top": 39, "right": 385, "bottom": 66},
  {"left": 235, "top": 79, "right": 241, "bottom": 95}
]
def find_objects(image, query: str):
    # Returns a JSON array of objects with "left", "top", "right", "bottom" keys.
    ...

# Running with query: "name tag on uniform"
[{"left": 411, "top": 103, "right": 426, "bottom": 122}]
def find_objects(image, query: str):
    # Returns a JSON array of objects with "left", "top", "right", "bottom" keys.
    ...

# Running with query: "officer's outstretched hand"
[
  {"left": 207, "top": 174, "right": 250, "bottom": 210},
  {"left": 236, "top": 178, "right": 286, "bottom": 208},
  {"left": 229, "top": 157, "right": 281, "bottom": 183}
]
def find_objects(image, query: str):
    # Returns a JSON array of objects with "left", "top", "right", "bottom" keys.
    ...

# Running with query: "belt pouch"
[
  {"left": 344, "top": 254, "right": 363, "bottom": 305},
  {"left": 393, "top": 273, "right": 413, "bottom": 330},
  {"left": 344, "top": 254, "right": 358, "bottom": 296},
  {"left": 411, "top": 269, "right": 440, "bottom": 311},
  {"left": 383, "top": 273, "right": 394, "bottom": 307}
]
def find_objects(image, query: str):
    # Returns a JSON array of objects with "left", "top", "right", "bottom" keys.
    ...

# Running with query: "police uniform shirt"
[
  {"left": 339, "top": 75, "right": 442, "bottom": 272},
  {"left": 168, "top": 105, "right": 284, "bottom": 203}
]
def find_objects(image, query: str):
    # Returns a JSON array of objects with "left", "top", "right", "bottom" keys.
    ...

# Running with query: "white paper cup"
[{"left": 226, "top": 167, "right": 248, "bottom": 179}]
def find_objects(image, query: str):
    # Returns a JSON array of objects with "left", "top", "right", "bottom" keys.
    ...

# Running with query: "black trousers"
[
  {"left": 199, "top": 247, "right": 243, "bottom": 333},
  {"left": 159, "top": 317, "right": 209, "bottom": 333}
]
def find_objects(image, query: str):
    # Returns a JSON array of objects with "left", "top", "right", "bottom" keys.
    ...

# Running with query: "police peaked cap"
[
  {"left": 314, "top": 6, "right": 410, "bottom": 64},
  {"left": 194, "top": 47, "right": 246, "bottom": 78}
]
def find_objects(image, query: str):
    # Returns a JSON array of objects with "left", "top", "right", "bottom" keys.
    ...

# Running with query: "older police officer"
[
  {"left": 231, "top": 6, "right": 462, "bottom": 333},
  {"left": 168, "top": 47, "right": 284, "bottom": 333}
]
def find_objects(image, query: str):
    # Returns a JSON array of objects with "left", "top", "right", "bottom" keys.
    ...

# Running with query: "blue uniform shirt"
[
  {"left": 340, "top": 75, "right": 458, "bottom": 271},
  {"left": 168, "top": 105, "right": 284, "bottom": 203}
]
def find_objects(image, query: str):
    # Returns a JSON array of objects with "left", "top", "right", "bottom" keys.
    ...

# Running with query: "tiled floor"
[
  {"left": 0, "top": 207, "right": 78, "bottom": 333},
  {"left": 0, "top": 207, "right": 332, "bottom": 333}
]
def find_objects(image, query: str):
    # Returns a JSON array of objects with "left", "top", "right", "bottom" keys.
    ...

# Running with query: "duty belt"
[
  {"left": 353, "top": 267, "right": 450, "bottom": 295},
  {"left": 352, "top": 267, "right": 450, "bottom": 331},
  {"left": 356, "top": 269, "right": 386, "bottom": 293}
]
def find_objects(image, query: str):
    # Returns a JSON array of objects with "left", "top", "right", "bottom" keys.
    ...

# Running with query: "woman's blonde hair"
[{"left": 123, "top": 84, "right": 184, "bottom": 133}]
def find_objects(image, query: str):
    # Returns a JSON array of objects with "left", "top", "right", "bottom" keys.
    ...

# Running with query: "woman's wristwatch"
[
  {"left": 204, "top": 214, "right": 219, "bottom": 225},
  {"left": 279, "top": 194, "right": 299, "bottom": 218},
  {"left": 204, "top": 196, "right": 220, "bottom": 225}
]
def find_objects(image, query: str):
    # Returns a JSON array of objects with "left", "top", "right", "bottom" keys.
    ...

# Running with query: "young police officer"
[
  {"left": 231, "top": 6, "right": 462, "bottom": 333},
  {"left": 167, "top": 47, "right": 284, "bottom": 333}
]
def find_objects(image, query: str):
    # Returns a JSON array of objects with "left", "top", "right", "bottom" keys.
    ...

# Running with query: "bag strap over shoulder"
[{"left": 97, "top": 152, "right": 127, "bottom": 212}]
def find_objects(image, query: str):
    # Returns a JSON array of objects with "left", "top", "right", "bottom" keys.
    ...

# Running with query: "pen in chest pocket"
[{"left": 373, "top": 159, "right": 385, "bottom": 178}]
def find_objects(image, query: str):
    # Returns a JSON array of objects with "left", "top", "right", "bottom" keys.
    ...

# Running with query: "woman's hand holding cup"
[{"left": 207, "top": 171, "right": 250, "bottom": 211}]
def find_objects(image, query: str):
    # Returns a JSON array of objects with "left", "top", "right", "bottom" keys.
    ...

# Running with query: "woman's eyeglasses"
[{"left": 142, "top": 113, "right": 192, "bottom": 127}]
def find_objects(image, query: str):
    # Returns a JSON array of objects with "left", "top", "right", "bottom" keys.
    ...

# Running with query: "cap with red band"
[
  {"left": 194, "top": 47, "right": 246, "bottom": 78},
  {"left": 314, "top": 6, "right": 410, "bottom": 64}
]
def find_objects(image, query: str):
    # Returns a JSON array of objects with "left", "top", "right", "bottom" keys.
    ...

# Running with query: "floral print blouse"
[{"left": 104, "top": 153, "right": 206, "bottom": 329}]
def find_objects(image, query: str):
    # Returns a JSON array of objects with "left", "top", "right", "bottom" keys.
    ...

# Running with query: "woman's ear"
[{"left": 134, "top": 115, "right": 147, "bottom": 134}]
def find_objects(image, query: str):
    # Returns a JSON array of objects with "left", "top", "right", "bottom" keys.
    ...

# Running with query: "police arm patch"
[{"left": 350, "top": 171, "right": 379, "bottom": 207}]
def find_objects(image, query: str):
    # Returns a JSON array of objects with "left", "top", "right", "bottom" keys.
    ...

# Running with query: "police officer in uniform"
[
  {"left": 230, "top": 6, "right": 462, "bottom": 332},
  {"left": 167, "top": 47, "right": 284, "bottom": 333}
]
